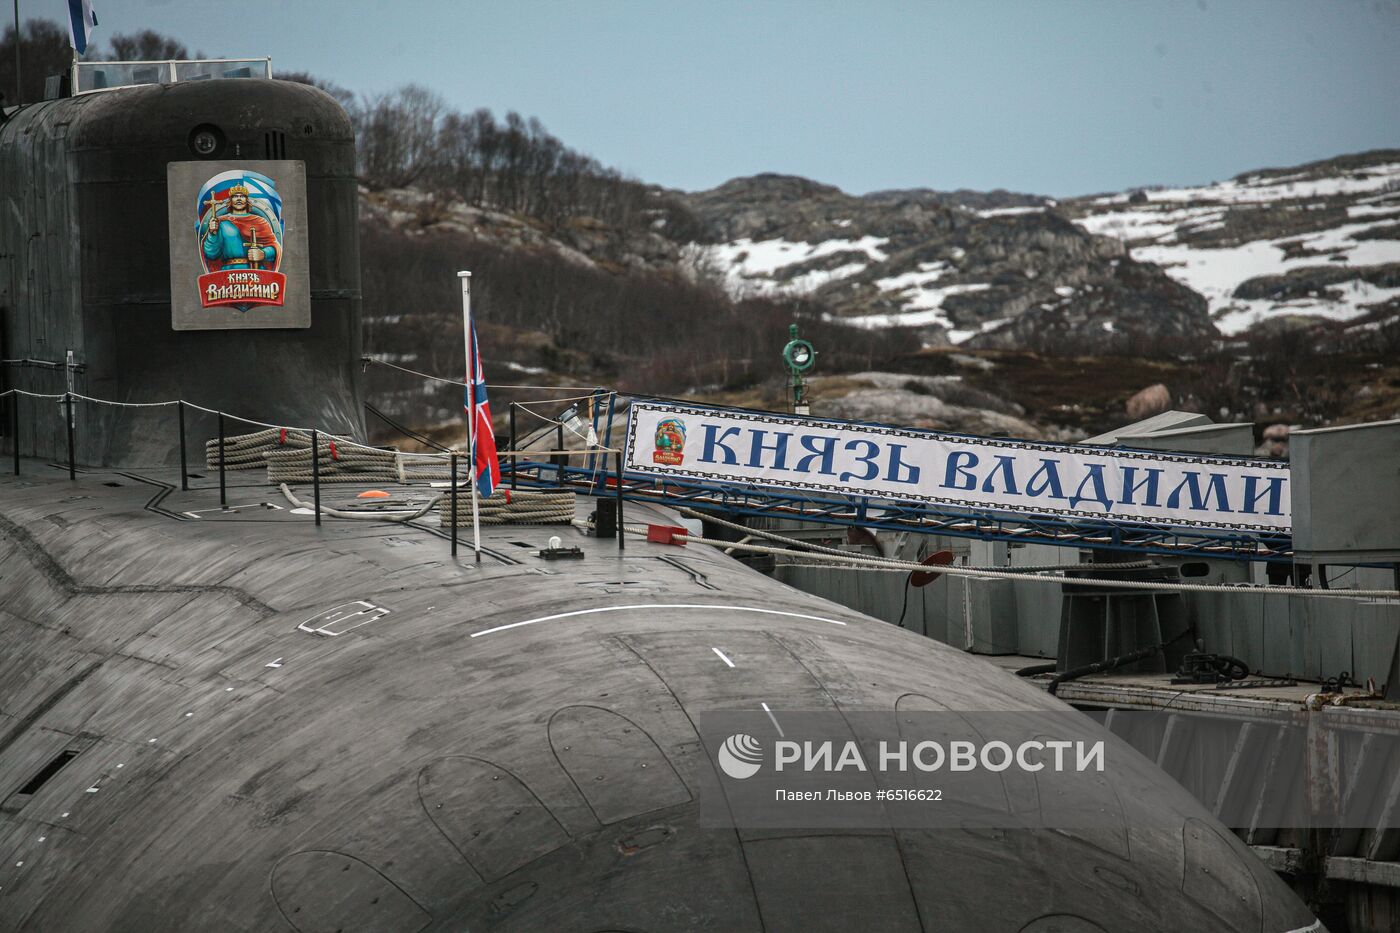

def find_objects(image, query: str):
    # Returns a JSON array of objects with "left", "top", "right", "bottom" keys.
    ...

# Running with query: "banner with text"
[{"left": 625, "top": 401, "right": 1290, "bottom": 533}]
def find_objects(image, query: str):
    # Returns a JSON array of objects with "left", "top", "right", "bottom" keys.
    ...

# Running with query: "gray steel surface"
[
  {"left": 0, "top": 465, "right": 1319, "bottom": 932},
  {"left": 1115, "top": 423, "right": 1258, "bottom": 457},
  {"left": 1291, "top": 419, "right": 1400, "bottom": 563}
]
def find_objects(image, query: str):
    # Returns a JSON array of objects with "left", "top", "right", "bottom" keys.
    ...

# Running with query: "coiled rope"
[
  {"left": 439, "top": 488, "right": 576, "bottom": 526},
  {"left": 206, "top": 428, "right": 457, "bottom": 484}
]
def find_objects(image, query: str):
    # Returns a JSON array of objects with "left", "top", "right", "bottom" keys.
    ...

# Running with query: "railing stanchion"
[
  {"left": 602, "top": 390, "right": 617, "bottom": 459},
  {"left": 217, "top": 412, "right": 227, "bottom": 508},
  {"left": 10, "top": 393, "right": 18, "bottom": 476},
  {"left": 556, "top": 421, "right": 564, "bottom": 485},
  {"left": 64, "top": 392, "right": 75, "bottom": 480},
  {"left": 615, "top": 450, "right": 625, "bottom": 552},
  {"left": 508, "top": 403, "right": 517, "bottom": 491},
  {"left": 450, "top": 450, "right": 459, "bottom": 557},
  {"left": 311, "top": 428, "right": 321, "bottom": 527},
  {"left": 177, "top": 401, "right": 188, "bottom": 491}
]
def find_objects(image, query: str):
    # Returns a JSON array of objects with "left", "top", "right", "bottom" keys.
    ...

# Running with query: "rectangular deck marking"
[
  {"left": 711, "top": 648, "right": 735, "bottom": 668},
  {"left": 298, "top": 601, "right": 391, "bottom": 637}
]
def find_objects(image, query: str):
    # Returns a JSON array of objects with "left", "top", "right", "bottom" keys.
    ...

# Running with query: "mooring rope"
[
  {"left": 587, "top": 520, "right": 1397, "bottom": 600},
  {"left": 675, "top": 506, "right": 1153, "bottom": 573},
  {"left": 438, "top": 488, "right": 577, "bottom": 526}
]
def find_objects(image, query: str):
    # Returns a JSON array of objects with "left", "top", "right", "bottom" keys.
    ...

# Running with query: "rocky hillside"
[
  {"left": 675, "top": 151, "right": 1400, "bottom": 351},
  {"left": 363, "top": 149, "right": 1400, "bottom": 353},
  {"left": 678, "top": 175, "right": 1211, "bottom": 352},
  {"left": 1065, "top": 150, "right": 1400, "bottom": 341},
  {"left": 359, "top": 148, "right": 1400, "bottom": 446}
]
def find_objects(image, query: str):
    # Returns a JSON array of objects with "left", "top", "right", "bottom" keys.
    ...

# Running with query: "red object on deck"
[
  {"left": 910, "top": 549, "right": 955, "bottom": 587},
  {"left": 646, "top": 524, "right": 688, "bottom": 546}
]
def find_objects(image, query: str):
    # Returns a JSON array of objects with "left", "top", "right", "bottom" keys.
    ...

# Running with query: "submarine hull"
[{"left": 0, "top": 467, "right": 1319, "bottom": 932}]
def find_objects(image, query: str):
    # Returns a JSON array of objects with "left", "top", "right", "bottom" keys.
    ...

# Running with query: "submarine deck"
[{"left": 0, "top": 455, "right": 1320, "bottom": 932}]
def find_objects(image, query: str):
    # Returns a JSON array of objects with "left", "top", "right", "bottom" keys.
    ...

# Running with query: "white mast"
[{"left": 459, "top": 271, "right": 481, "bottom": 562}]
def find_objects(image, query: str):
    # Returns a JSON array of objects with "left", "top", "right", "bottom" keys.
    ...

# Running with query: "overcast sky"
[{"left": 37, "top": 0, "right": 1400, "bottom": 196}]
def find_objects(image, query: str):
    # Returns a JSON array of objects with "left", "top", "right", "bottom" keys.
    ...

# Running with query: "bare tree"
[
  {"left": 356, "top": 84, "right": 445, "bottom": 190},
  {"left": 1, "top": 19, "right": 71, "bottom": 107},
  {"left": 107, "top": 30, "right": 190, "bottom": 61}
]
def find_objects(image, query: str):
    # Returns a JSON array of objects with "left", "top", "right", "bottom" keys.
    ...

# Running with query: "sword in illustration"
[{"left": 199, "top": 194, "right": 221, "bottom": 238}]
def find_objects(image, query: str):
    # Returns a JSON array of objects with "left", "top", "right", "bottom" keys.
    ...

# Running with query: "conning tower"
[{"left": 0, "top": 60, "right": 363, "bottom": 466}]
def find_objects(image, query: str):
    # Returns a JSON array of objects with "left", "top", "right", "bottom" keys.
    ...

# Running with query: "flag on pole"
[
  {"left": 67, "top": 0, "right": 99, "bottom": 55},
  {"left": 465, "top": 321, "right": 501, "bottom": 499}
]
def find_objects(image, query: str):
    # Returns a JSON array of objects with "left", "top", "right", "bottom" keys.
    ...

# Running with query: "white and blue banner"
[{"left": 625, "top": 401, "right": 1291, "bottom": 534}]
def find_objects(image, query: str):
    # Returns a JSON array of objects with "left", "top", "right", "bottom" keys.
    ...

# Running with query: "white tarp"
[{"left": 625, "top": 401, "right": 1290, "bottom": 534}]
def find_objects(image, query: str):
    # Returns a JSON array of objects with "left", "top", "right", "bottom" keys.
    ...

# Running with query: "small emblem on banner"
[{"left": 653, "top": 418, "right": 686, "bottom": 465}]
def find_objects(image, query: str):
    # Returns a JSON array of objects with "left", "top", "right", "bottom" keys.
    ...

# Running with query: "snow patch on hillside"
[
  {"left": 695, "top": 236, "right": 889, "bottom": 297},
  {"left": 1093, "top": 162, "right": 1400, "bottom": 207},
  {"left": 1133, "top": 217, "right": 1400, "bottom": 334},
  {"left": 975, "top": 206, "right": 1047, "bottom": 218},
  {"left": 875, "top": 261, "right": 950, "bottom": 293},
  {"left": 1211, "top": 282, "right": 1400, "bottom": 336},
  {"left": 1078, "top": 205, "right": 1227, "bottom": 243},
  {"left": 844, "top": 283, "right": 993, "bottom": 338},
  {"left": 1076, "top": 161, "right": 1400, "bottom": 334}
]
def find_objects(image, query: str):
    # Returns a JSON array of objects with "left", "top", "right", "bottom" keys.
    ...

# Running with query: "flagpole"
[
  {"left": 458, "top": 270, "right": 481, "bottom": 563},
  {"left": 13, "top": 0, "right": 22, "bottom": 106}
]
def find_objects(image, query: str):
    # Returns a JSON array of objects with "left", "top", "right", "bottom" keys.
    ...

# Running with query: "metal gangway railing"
[
  {"left": 2, "top": 385, "right": 1396, "bottom": 602},
  {"left": 0, "top": 379, "right": 1296, "bottom": 564}
]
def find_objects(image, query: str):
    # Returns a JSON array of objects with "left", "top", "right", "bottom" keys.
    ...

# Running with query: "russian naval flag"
[
  {"left": 465, "top": 321, "right": 501, "bottom": 499},
  {"left": 67, "top": 0, "right": 99, "bottom": 55}
]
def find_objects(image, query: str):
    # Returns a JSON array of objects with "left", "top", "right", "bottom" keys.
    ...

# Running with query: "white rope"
[
  {"left": 621, "top": 484, "right": 1287, "bottom": 556},
  {"left": 4, "top": 388, "right": 591, "bottom": 463},
  {"left": 363, "top": 358, "right": 466, "bottom": 386},
  {"left": 613, "top": 523, "right": 1396, "bottom": 600},
  {"left": 513, "top": 401, "right": 574, "bottom": 427},
  {"left": 0, "top": 387, "right": 613, "bottom": 464},
  {"left": 497, "top": 448, "right": 620, "bottom": 457},
  {"left": 4, "top": 388, "right": 1380, "bottom": 597},
  {"left": 512, "top": 391, "right": 613, "bottom": 406},
  {"left": 439, "top": 487, "right": 576, "bottom": 526},
  {"left": 676, "top": 506, "right": 1150, "bottom": 572},
  {"left": 361, "top": 356, "right": 601, "bottom": 391},
  {"left": 179, "top": 401, "right": 448, "bottom": 460},
  {"left": 4, "top": 389, "right": 64, "bottom": 399},
  {"left": 72, "top": 393, "right": 178, "bottom": 409},
  {"left": 5, "top": 389, "right": 175, "bottom": 409},
  {"left": 278, "top": 484, "right": 441, "bottom": 522}
]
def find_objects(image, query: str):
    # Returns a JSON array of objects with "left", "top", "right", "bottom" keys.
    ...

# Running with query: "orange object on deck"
[{"left": 357, "top": 489, "right": 391, "bottom": 499}]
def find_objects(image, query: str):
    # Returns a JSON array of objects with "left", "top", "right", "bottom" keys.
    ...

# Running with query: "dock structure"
[{"left": 764, "top": 413, "right": 1400, "bottom": 930}]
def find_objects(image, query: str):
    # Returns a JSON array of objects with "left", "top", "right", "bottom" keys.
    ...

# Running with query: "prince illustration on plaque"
[{"left": 195, "top": 170, "right": 287, "bottom": 311}]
